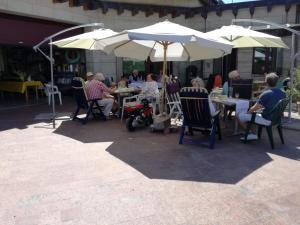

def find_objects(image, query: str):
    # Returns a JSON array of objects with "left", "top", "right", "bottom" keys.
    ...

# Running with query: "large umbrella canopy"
[
  {"left": 206, "top": 25, "right": 288, "bottom": 48},
  {"left": 96, "top": 20, "right": 233, "bottom": 112},
  {"left": 51, "top": 28, "right": 117, "bottom": 50},
  {"left": 97, "top": 20, "right": 233, "bottom": 62}
]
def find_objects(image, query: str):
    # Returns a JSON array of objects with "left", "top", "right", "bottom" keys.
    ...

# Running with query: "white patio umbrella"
[
  {"left": 96, "top": 20, "right": 233, "bottom": 111},
  {"left": 51, "top": 28, "right": 117, "bottom": 50},
  {"left": 98, "top": 20, "right": 233, "bottom": 62},
  {"left": 206, "top": 25, "right": 288, "bottom": 48}
]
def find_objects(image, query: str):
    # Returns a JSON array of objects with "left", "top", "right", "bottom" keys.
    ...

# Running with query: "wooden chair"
[
  {"left": 71, "top": 77, "right": 105, "bottom": 124},
  {"left": 243, "top": 98, "right": 289, "bottom": 149},
  {"left": 179, "top": 87, "right": 222, "bottom": 149}
]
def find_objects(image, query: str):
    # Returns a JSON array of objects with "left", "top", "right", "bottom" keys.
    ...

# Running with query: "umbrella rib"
[
  {"left": 147, "top": 42, "right": 157, "bottom": 59},
  {"left": 113, "top": 40, "right": 132, "bottom": 51},
  {"left": 89, "top": 41, "right": 95, "bottom": 50},
  {"left": 180, "top": 43, "right": 190, "bottom": 61}
]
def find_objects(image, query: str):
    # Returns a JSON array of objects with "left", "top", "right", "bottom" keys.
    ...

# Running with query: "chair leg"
[
  {"left": 209, "top": 125, "right": 217, "bottom": 149},
  {"left": 217, "top": 120, "right": 222, "bottom": 140},
  {"left": 277, "top": 125, "right": 284, "bottom": 144},
  {"left": 95, "top": 101, "right": 105, "bottom": 119},
  {"left": 266, "top": 126, "right": 275, "bottom": 149},
  {"left": 243, "top": 122, "right": 252, "bottom": 143},
  {"left": 121, "top": 106, "right": 125, "bottom": 121},
  {"left": 84, "top": 103, "right": 94, "bottom": 124},
  {"left": 48, "top": 95, "right": 51, "bottom": 105},
  {"left": 58, "top": 93, "right": 62, "bottom": 105},
  {"left": 179, "top": 125, "right": 185, "bottom": 144},
  {"left": 258, "top": 126, "right": 263, "bottom": 139},
  {"left": 72, "top": 107, "right": 80, "bottom": 121}
]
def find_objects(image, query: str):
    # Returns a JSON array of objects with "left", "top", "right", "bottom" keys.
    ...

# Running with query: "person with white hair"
[
  {"left": 129, "top": 69, "right": 143, "bottom": 83},
  {"left": 85, "top": 72, "right": 115, "bottom": 119},
  {"left": 191, "top": 77, "right": 205, "bottom": 89},
  {"left": 238, "top": 73, "right": 286, "bottom": 140},
  {"left": 222, "top": 70, "right": 240, "bottom": 96}
]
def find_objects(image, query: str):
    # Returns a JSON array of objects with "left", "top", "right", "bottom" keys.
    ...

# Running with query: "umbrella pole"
[
  {"left": 50, "top": 38, "right": 56, "bottom": 128},
  {"left": 288, "top": 34, "right": 296, "bottom": 122},
  {"left": 161, "top": 42, "right": 168, "bottom": 114}
]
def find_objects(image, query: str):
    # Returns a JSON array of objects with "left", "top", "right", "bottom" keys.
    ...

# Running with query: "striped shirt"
[{"left": 85, "top": 79, "right": 109, "bottom": 100}]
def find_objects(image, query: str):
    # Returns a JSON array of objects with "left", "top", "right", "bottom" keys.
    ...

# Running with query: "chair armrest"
[
  {"left": 211, "top": 110, "right": 221, "bottom": 119},
  {"left": 52, "top": 85, "right": 59, "bottom": 92},
  {"left": 250, "top": 112, "right": 257, "bottom": 123}
]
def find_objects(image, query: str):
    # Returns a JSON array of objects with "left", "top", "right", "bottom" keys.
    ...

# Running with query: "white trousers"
[
  {"left": 97, "top": 98, "right": 114, "bottom": 117},
  {"left": 238, "top": 113, "right": 271, "bottom": 126}
]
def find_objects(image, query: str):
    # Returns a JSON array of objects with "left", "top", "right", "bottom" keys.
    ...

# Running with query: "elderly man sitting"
[
  {"left": 85, "top": 72, "right": 115, "bottom": 119},
  {"left": 237, "top": 73, "right": 286, "bottom": 140}
]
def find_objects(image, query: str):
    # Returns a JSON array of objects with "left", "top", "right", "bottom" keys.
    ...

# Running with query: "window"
[
  {"left": 252, "top": 47, "right": 277, "bottom": 75},
  {"left": 122, "top": 58, "right": 145, "bottom": 75}
]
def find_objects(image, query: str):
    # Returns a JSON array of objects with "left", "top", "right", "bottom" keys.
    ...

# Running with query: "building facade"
[{"left": 0, "top": 0, "right": 299, "bottom": 85}]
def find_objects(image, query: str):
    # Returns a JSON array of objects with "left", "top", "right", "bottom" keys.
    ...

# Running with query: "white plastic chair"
[{"left": 44, "top": 83, "right": 62, "bottom": 105}]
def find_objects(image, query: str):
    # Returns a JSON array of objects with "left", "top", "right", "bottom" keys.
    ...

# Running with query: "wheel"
[{"left": 126, "top": 117, "right": 135, "bottom": 132}]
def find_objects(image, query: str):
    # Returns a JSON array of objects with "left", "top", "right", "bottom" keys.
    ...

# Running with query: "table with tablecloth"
[
  {"left": 212, "top": 95, "right": 250, "bottom": 135},
  {"left": 0, "top": 81, "right": 43, "bottom": 102}
]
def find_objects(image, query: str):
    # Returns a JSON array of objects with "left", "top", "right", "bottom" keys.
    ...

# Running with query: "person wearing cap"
[
  {"left": 85, "top": 71, "right": 94, "bottom": 84},
  {"left": 85, "top": 72, "right": 115, "bottom": 119}
]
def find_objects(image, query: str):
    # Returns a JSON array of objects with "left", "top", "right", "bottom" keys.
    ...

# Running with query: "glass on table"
[{"left": 234, "top": 92, "right": 240, "bottom": 99}]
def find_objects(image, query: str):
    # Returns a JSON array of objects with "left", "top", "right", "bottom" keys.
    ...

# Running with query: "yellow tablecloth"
[{"left": 0, "top": 81, "right": 43, "bottom": 94}]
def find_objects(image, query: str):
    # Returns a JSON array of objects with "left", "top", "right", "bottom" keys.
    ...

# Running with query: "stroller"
[{"left": 125, "top": 99, "right": 153, "bottom": 131}]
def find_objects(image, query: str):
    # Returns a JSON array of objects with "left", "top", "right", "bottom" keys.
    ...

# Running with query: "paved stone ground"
[{"left": 1, "top": 100, "right": 300, "bottom": 225}]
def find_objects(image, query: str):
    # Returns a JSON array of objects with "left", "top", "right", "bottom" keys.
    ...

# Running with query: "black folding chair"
[
  {"left": 243, "top": 98, "right": 289, "bottom": 149},
  {"left": 231, "top": 79, "right": 253, "bottom": 99},
  {"left": 179, "top": 87, "right": 222, "bottom": 149},
  {"left": 71, "top": 77, "right": 105, "bottom": 124}
]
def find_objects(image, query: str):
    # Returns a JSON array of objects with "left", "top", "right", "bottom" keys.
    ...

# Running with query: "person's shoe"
[{"left": 240, "top": 133, "right": 258, "bottom": 141}]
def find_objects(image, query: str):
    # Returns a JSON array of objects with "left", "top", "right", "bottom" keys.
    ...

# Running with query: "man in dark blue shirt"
[{"left": 238, "top": 73, "right": 286, "bottom": 140}]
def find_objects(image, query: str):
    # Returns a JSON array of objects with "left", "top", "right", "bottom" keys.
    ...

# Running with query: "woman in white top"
[{"left": 141, "top": 73, "right": 159, "bottom": 100}]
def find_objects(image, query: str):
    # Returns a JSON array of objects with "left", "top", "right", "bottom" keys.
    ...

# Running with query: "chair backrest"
[
  {"left": 71, "top": 77, "right": 89, "bottom": 109},
  {"left": 180, "top": 87, "right": 212, "bottom": 128},
  {"left": 166, "top": 80, "right": 181, "bottom": 103},
  {"left": 231, "top": 79, "right": 253, "bottom": 99},
  {"left": 268, "top": 98, "right": 289, "bottom": 126}
]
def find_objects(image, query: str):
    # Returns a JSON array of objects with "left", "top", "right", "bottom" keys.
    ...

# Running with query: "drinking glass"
[{"left": 235, "top": 92, "right": 240, "bottom": 99}]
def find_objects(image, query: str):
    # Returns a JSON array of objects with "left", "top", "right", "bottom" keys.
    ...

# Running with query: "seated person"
[
  {"left": 191, "top": 77, "right": 205, "bottom": 89},
  {"left": 129, "top": 69, "right": 143, "bottom": 83},
  {"left": 140, "top": 73, "right": 159, "bottom": 101},
  {"left": 223, "top": 70, "right": 240, "bottom": 96},
  {"left": 157, "top": 70, "right": 163, "bottom": 83},
  {"left": 190, "top": 77, "right": 215, "bottom": 116},
  {"left": 85, "top": 72, "right": 94, "bottom": 85},
  {"left": 237, "top": 73, "right": 286, "bottom": 140},
  {"left": 118, "top": 75, "right": 129, "bottom": 89},
  {"left": 85, "top": 72, "right": 115, "bottom": 119},
  {"left": 213, "top": 74, "right": 222, "bottom": 89},
  {"left": 223, "top": 70, "right": 240, "bottom": 119}
]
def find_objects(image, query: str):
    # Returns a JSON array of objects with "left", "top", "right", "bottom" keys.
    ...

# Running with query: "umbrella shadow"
[{"left": 53, "top": 119, "right": 300, "bottom": 184}]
